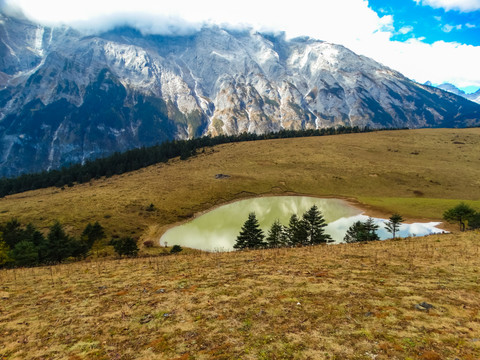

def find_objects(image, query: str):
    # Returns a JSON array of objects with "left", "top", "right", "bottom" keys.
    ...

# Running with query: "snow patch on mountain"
[
  {"left": 426, "top": 82, "right": 480, "bottom": 104},
  {"left": 0, "top": 14, "right": 479, "bottom": 177}
]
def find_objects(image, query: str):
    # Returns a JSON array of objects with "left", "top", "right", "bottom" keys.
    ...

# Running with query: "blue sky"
[
  {"left": 368, "top": 0, "right": 480, "bottom": 93},
  {"left": 371, "top": 0, "right": 480, "bottom": 46},
  {"left": 4, "top": 0, "right": 480, "bottom": 92}
]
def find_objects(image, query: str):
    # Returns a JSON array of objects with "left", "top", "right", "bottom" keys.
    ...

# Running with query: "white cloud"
[
  {"left": 442, "top": 23, "right": 462, "bottom": 32},
  {"left": 466, "top": 22, "right": 477, "bottom": 27},
  {"left": 415, "top": 0, "right": 480, "bottom": 12},
  {"left": 365, "top": 39, "right": 480, "bottom": 88},
  {"left": 443, "top": 24, "right": 454, "bottom": 32},
  {"left": 4, "top": 0, "right": 480, "bottom": 89},
  {"left": 4, "top": 0, "right": 394, "bottom": 43},
  {"left": 399, "top": 25, "right": 414, "bottom": 34}
]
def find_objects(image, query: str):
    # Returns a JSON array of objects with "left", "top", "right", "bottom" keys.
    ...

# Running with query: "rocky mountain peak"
[{"left": 1, "top": 12, "right": 480, "bottom": 177}]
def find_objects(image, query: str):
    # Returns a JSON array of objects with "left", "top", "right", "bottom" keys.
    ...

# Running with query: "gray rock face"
[{"left": 1, "top": 13, "right": 480, "bottom": 177}]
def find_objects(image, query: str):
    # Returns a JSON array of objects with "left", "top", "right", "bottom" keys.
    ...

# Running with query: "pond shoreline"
[
  {"left": 157, "top": 194, "right": 447, "bottom": 250},
  {"left": 155, "top": 192, "right": 447, "bottom": 242}
]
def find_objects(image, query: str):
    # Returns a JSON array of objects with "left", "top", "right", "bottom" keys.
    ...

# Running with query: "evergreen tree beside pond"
[
  {"left": 234, "top": 213, "right": 266, "bottom": 250},
  {"left": 385, "top": 213, "right": 405, "bottom": 239},
  {"left": 235, "top": 206, "right": 332, "bottom": 250},
  {"left": 265, "top": 220, "right": 288, "bottom": 248},
  {"left": 302, "top": 205, "right": 332, "bottom": 245},
  {"left": 286, "top": 214, "right": 308, "bottom": 247},
  {"left": 344, "top": 217, "right": 380, "bottom": 243}
]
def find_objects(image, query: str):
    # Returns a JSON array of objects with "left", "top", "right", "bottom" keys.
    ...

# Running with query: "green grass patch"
[{"left": 357, "top": 197, "right": 480, "bottom": 220}]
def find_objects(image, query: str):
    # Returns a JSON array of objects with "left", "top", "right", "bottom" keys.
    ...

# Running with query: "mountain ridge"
[
  {"left": 425, "top": 81, "right": 480, "bottom": 104},
  {"left": 1, "top": 13, "right": 480, "bottom": 177}
]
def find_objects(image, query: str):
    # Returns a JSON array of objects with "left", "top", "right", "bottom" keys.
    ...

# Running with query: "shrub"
[
  {"left": 170, "top": 245, "right": 183, "bottom": 254},
  {"left": 111, "top": 237, "right": 139, "bottom": 257},
  {"left": 143, "top": 240, "right": 155, "bottom": 248},
  {"left": 146, "top": 203, "right": 156, "bottom": 212},
  {"left": 468, "top": 213, "right": 480, "bottom": 230},
  {"left": 443, "top": 203, "right": 476, "bottom": 231}
]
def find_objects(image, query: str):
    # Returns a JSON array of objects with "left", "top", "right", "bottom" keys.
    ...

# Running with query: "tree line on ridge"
[{"left": 0, "top": 126, "right": 403, "bottom": 198}]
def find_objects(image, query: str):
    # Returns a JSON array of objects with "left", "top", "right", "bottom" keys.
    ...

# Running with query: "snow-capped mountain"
[
  {"left": 426, "top": 82, "right": 480, "bottom": 104},
  {"left": 1, "top": 13, "right": 480, "bottom": 177}
]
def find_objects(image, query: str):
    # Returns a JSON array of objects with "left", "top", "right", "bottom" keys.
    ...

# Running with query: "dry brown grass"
[
  {"left": 1, "top": 129, "right": 480, "bottom": 359},
  {"left": 1, "top": 231, "right": 479, "bottom": 359},
  {"left": 1, "top": 128, "right": 480, "bottom": 240}
]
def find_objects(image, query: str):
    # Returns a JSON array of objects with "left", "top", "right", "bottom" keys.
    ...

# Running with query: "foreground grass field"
[
  {"left": 1, "top": 231, "right": 479, "bottom": 359},
  {"left": 0, "top": 128, "right": 480, "bottom": 241},
  {"left": 1, "top": 128, "right": 480, "bottom": 359}
]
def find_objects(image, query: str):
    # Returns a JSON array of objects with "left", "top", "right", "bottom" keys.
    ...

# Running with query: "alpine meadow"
[{"left": 1, "top": 128, "right": 480, "bottom": 359}]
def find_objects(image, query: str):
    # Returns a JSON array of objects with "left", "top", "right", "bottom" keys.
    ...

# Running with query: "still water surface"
[{"left": 160, "top": 196, "right": 444, "bottom": 251}]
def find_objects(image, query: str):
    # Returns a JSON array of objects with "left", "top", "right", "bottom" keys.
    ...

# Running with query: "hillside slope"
[
  {"left": 1, "top": 231, "right": 479, "bottom": 359},
  {"left": 1, "top": 13, "right": 480, "bottom": 176},
  {"left": 430, "top": 82, "right": 480, "bottom": 104},
  {"left": 0, "top": 128, "right": 479, "bottom": 239}
]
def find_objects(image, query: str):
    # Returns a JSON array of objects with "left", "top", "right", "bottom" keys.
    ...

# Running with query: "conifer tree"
[
  {"left": 385, "top": 213, "right": 404, "bottom": 239},
  {"left": 302, "top": 205, "right": 332, "bottom": 245},
  {"left": 24, "top": 223, "right": 49, "bottom": 263},
  {"left": 1, "top": 218, "right": 24, "bottom": 249},
  {"left": 46, "top": 221, "right": 77, "bottom": 263},
  {"left": 344, "top": 217, "right": 380, "bottom": 243},
  {"left": 344, "top": 221, "right": 366, "bottom": 243},
  {"left": 81, "top": 221, "right": 106, "bottom": 249},
  {"left": 286, "top": 214, "right": 307, "bottom": 246},
  {"left": 266, "top": 220, "right": 288, "bottom": 248},
  {"left": 11, "top": 240, "right": 38, "bottom": 266},
  {"left": 363, "top": 217, "right": 380, "bottom": 241},
  {"left": 234, "top": 212, "right": 265, "bottom": 250}
]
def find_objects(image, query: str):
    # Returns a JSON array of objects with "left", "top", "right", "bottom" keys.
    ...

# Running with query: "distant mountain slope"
[
  {"left": 427, "top": 82, "right": 480, "bottom": 104},
  {"left": 1, "top": 13, "right": 480, "bottom": 177}
]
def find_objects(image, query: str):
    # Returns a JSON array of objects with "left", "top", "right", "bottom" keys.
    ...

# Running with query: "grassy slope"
[
  {"left": 0, "top": 232, "right": 479, "bottom": 359},
  {"left": 1, "top": 128, "right": 480, "bottom": 359},
  {"left": 1, "top": 128, "right": 480, "bottom": 239}
]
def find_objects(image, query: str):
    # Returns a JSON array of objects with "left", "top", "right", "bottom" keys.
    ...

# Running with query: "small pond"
[{"left": 160, "top": 196, "right": 444, "bottom": 251}]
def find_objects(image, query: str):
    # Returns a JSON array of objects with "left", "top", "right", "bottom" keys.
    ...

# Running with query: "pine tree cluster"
[
  {"left": 234, "top": 205, "right": 332, "bottom": 250},
  {"left": 0, "top": 219, "right": 107, "bottom": 267}
]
